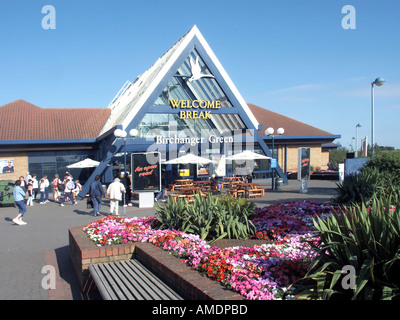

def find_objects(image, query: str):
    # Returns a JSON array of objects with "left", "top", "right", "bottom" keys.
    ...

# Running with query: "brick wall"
[
  {"left": 68, "top": 225, "right": 136, "bottom": 288},
  {"left": 69, "top": 225, "right": 244, "bottom": 300},
  {"left": 285, "top": 145, "right": 329, "bottom": 173}
]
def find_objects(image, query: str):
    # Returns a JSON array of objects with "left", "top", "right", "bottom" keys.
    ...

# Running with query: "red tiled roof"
[
  {"left": 247, "top": 103, "right": 333, "bottom": 136},
  {"left": 0, "top": 99, "right": 335, "bottom": 142},
  {"left": 0, "top": 99, "right": 110, "bottom": 140}
]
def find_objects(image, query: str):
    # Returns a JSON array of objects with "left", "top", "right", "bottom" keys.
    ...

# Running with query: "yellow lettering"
[
  {"left": 198, "top": 111, "right": 211, "bottom": 119},
  {"left": 174, "top": 100, "right": 218, "bottom": 116},
  {"left": 170, "top": 100, "right": 180, "bottom": 108}
]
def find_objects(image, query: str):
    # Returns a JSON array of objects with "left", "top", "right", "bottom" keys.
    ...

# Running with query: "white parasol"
[
  {"left": 225, "top": 150, "right": 271, "bottom": 161},
  {"left": 164, "top": 154, "right": 217, "bottom": 165},
  {"left": 67, "top": 158, "right": 100, "bottom": 168}
]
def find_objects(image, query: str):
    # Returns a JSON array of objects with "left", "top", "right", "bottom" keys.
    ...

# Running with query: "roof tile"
[
  {"left": 247, "top": 103, "right": 333, "bottom": 136},
  {"left": 0, "top": 99, "right": 110, "bottom": 140}
]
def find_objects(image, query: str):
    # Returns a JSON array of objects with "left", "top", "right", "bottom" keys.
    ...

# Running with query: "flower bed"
[{"left": 83, "top": 200, "right": 337, "bottom": 300}]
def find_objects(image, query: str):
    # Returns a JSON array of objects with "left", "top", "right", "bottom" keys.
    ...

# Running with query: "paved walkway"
[{"left": 0, "top": 178, "right": 338, "bottom": 300}]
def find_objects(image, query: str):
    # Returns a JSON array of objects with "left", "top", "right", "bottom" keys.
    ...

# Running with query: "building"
[
  {"left": 0, "top": 26, "right": 339, "bottom": 196},
  {"left": 248, "top": 103, "right": 340, "bottom": 177}
]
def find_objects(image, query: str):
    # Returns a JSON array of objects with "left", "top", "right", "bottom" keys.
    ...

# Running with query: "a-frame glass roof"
[
  {"left": 139, "top": 49, "right": 244, "bottom": 138},
  {"left": 154, "top": 49, "right": 232, "bottom": 107}
]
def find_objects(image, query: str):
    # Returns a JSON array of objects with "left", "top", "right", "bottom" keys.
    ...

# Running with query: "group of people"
[
  {"left": 12, "top": 171, "right": 82, "bottom": 225},
  {"left": 12, "top": 170, "right": 132, "bottom": 225}
]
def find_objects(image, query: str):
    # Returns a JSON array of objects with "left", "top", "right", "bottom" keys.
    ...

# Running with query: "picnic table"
[
  {"left": 174, "top": 179, "right": 193, "bottom": 185},
  {"left": 228, "top": 182, "right": 264, "bottom": 199},
  {"left": 168, "top": 179, "right": 194, "bottom": 192},
  {"left": 221, "top": 176, "right": 245, "bottom": 189},
  {"left": 192, "top": 180, "right": 212, "bottom": 187},
  {"left": 170, "top": 186, "right": 206, "bottom": 203}
]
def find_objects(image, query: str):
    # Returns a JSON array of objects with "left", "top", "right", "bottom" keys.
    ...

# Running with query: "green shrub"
[
  {"left": 366, "top": 150, "right": 400, "bottom": 185},
  {"left": 332, "top": 166, "right": 399, "bottom": 206},
  {"left": 152, "top": 193, "right": 256, "bottom": 243},
  {"left": 299, "top": 196, "right": 400, "bottom": 300},
  {"left": 332, "top": 167, "right": 380, "bottom": 206},
  {"left": 151, "top": 195, "right": 189, "bottom": 231}
]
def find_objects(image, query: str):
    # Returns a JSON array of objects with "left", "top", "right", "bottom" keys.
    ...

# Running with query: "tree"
[{"left": 329, "top": 147, "right": 347, "bottom": 168}]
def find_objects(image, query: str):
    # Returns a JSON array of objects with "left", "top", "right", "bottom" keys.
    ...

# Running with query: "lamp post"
[
  {"left": 265, "top": 127, "right": 284, "bottom": 190},
  {"left": 114, "top": 128, "right": 139, "bottom": 175},
  {"left": 355, "top": 123, "right": 362, "bottom": 157},
  {"left": 371, "top": 77, "right": 385, "bottom": 157},
  {"left": 114, "top": 128, "right": 138, "bottom": 215}
]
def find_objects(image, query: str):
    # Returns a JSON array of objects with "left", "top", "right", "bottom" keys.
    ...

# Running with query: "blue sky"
[{"left": 1, "top": 0, "right": 399, "bottom": 149}]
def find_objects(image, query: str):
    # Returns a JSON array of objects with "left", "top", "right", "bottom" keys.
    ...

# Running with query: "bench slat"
[
  {"left": 101, "top": 263, "right": 131, "bottom": 300},
  {"left": 88, "top": 264, "right": 115, "bottom": 300},
  {"left": 88, "top": 259, "right": 183, "bottom": 300},
  {"left": 123, "top": 260, "right": 182, "bottom": 300},
  {"left": 117, "top": 261, "right": 157, "bottom": 300}
]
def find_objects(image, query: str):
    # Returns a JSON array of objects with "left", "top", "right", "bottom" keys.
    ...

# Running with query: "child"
[
  {"left": 26, "top": 179, "right": 34, "bottom": 206},
  {"left": 39, "top": 179, "right": 46, "bottom": 204},
  {"left": 72, "top": 180, "right": 82, "bottom": 200},
  {"left": 52, "top": 174, "right": 62, "bottom": 202}
]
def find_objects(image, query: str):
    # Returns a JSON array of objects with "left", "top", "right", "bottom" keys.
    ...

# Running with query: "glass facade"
[
  {"left": 28, "top": 151, "right": 94, "bottom": 182},
  {"left": 137, "top": 49, "right": 246, "bottom": 139},
  {"left": 136, "top": 113, "right": 215, "bottom": 138},
  {"left": 130, "top": 49, "right": 275, "bottom": 180},
  {"left": 154, "top": 49, "right": 232, "bottom": 108}
]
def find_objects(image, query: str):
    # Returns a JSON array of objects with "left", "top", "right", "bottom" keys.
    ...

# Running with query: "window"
[{"left": 28, "top": 151, "right": 93, "bottom": 181}]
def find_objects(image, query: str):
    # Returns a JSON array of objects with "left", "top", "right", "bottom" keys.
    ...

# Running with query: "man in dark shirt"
[{"left": 89, "top": 175, "right": 105, "bottom": 216}]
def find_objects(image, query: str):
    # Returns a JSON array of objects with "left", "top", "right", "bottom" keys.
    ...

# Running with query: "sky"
[{"left": 0, "top": 0, "right": 399, "bottom": 149}]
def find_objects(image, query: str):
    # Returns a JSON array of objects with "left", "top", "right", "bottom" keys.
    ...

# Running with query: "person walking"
[
  {"left": 31, "top": 174, "right": 38, "bottom": 202},
  {"left": 72, "top": 180, "right": 82, "bottom": 201},
  {"left": 59, "top": 178, "right": 77, "bottom": 206},
  {"left": 89, "top": 175, "right": 105, "bottom": 216},
  {"left": 12, "top": 180, "right": 27, "bottom": 225},
  {"left": 26, "top": 179, "right": 34, "bottom": 206},
  {"left": 42, "top": 175, "right": 50, "bottom": 203},
  {"left": 121, "top": 173, "right": 132, "bottom": 207},
  {"left": 39, "top": 178, "right": 46, "bottom": 204},
  {"left": 18, "top": 176, "right": 27, "bottom": 192},
  {"left": 26, "top": 171, "right": 32, "bottom": 183},
  {"left": 106, "top": 178, "right": 125, "bottom": 216},
  {"left": 51, "top": 174, "right": 62, "bottom": 202}
]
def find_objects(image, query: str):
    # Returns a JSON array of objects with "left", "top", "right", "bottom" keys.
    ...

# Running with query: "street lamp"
[
  {"left": 355, "top": 123, "right": 362, "bottom": 157},
  {"left": 371, "top": 77, "right": 385, "bottom": 157},
  {"left": 114, "top": 128, "right": 138, "bottom": 175},
  {"left": 265, "top": 127, "right": 284, "bottom": 190}
]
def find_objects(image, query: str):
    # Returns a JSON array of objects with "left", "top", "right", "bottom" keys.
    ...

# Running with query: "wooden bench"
[
  {"left": 171, "top": 193, "right": 195, "bottom": 203},
  {"left": 247, "top": 188, "right": 264, "bottom": 198},
  {"left": 87, "top": 259, "right": 183, "bottom": 300},
  {"left": 226, "top": 188, "right": 245, "bottom": 198}
]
